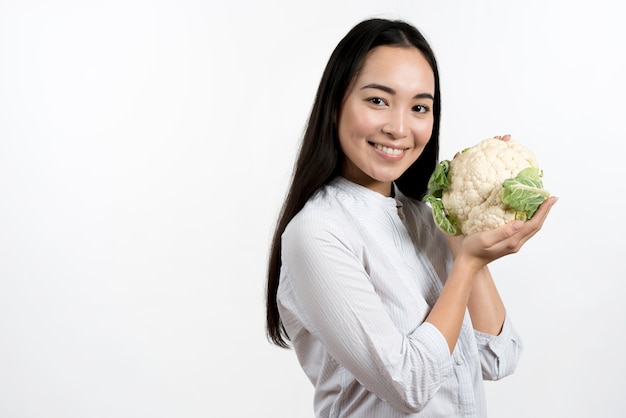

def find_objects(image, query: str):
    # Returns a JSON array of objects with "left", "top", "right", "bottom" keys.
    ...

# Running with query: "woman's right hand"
[{"left": 455, "top": 196, "right": 558, "bottom": 271}]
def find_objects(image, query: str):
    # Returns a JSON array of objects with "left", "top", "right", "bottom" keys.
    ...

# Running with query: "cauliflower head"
[{"left": 424, "top": 137, "right": 550, "bottom": 236}]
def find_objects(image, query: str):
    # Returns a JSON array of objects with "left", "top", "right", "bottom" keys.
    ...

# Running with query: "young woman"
[{"left": 266, "top": 18, "right": 556, "bottom": 417}]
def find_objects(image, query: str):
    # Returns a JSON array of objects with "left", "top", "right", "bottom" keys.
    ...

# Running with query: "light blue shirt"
[{"left": 277, "top": 177, "right": 522, "bottom": 417}]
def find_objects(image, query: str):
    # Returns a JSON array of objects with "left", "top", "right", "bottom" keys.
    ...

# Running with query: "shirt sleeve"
[
  {"left": 281, "top": 214, "right": 455, "bottom": 414},
  {"left": 473, "top": 314, "right": 524, "bottom": 380}
]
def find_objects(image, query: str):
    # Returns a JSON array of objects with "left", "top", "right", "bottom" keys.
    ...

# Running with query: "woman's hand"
[
  {"left": 451, "top": 195, "right": 557, "bottom": 271},
  {"left": 434, "top": 187, "right": 557, "bottom": 352}
]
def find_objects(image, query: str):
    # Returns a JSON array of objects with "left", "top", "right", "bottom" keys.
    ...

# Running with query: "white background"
[{"left": 1, "top": 1, "right": 624, "bottom": 417}]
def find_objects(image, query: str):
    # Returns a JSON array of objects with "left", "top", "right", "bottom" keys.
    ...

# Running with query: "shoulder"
[
  {"left": 282, "top": 181, "right": 365, "bottom": 256},
  {"left": 280, "top": 201, "right": 365, "bottom": 285},
  {"left": 285, "top": 184, "right": 352, "bottom": 241}
]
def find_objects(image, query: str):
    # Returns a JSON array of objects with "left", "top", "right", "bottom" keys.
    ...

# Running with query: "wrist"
[{"left": 452, "top": 252, "right": 485, "bottom": 279}]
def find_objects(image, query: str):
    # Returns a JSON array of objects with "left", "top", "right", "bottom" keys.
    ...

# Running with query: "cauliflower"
[{"left": 423, "top": 137, "right": 550, "bottom": 235}]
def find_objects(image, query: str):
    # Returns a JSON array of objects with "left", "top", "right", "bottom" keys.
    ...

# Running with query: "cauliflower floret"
[
  {"left": 424, "top": 137, "right": 549, "bottom": 236},
  {"left": 443, "top": 137, "right": 539, "bottom": 235}
]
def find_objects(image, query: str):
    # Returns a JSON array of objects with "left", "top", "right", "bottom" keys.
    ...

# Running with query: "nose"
[{"left": 382, "top": 109, "right": 407, "bottom": 138}]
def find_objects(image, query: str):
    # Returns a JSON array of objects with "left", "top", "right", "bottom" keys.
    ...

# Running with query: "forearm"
[
  {"left": 430, "top": 196, "right": 556, "bottom": 352},
  {"left": 467, "top": 266, "right": 506, "bottom": 335},
  {"left": 425, "top": 254, "right": 480, "bottom": 353}
]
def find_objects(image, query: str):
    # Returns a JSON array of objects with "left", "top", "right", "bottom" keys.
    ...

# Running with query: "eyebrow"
[{"left": 361, "top": 83, "right": 434, "bottom": 100}]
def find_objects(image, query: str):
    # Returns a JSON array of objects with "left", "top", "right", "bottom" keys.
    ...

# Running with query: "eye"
[
  {"left": 412, "top": 104, "right": 430, "bottom": 113},
  {"left": 367, "top": 97, "right": 387, "bottom": 106}
]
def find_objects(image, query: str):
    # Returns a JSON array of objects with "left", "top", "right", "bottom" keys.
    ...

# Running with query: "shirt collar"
[{"left": 332, "top": 176, "right": 402, "bottom": 209}]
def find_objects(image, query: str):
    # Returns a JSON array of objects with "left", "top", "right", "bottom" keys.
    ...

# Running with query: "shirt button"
[{"left": 456, "top": 360, "right": 463, "bottom": 366}]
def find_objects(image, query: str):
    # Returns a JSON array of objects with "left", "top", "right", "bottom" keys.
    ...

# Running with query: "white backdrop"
[{"left": 1, "top": 1, "right": 624, "bottom": 417}]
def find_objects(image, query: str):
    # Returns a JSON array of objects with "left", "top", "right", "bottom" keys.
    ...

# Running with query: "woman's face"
[{"left": 338, "top": 46, "right": 435, "bottom": 196}]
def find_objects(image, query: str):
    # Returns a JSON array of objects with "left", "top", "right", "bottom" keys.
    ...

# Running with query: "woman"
[{"left": 266, "top": 18, "right": 556, "bottom": 417}]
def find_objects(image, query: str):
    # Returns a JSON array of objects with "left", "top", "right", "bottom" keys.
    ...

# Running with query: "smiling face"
[{"left": 337, "top": 46, "right": 435, "bottom": 196}]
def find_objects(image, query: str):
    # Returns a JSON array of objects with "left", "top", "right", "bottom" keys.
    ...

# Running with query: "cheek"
[
  {"left": 340, "top": 107, "right": 378, "bottom": 140},
  {"left": 415, "top": 120, "right": 434, "bottom": 144}
]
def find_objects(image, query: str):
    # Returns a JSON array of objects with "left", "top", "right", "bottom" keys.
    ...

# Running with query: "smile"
[{"left": 372, "top": 143, "right": 406, "bottom": 156}]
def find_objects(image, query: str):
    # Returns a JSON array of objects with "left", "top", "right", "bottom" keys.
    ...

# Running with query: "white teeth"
[{"left": 375, "top": 144, "right": 404, "bottom": 156}]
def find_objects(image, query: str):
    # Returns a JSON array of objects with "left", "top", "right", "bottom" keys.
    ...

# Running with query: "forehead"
[{"left": 353, "top": 46, "right": 435, "bottom": 93}]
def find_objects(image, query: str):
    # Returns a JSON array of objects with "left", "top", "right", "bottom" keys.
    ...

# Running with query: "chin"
[{"left": 373, "top": 170, "right": 406, "bottom": 183}]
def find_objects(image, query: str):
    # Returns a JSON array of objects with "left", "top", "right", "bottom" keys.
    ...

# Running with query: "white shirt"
[{"left": 277, "top": 177, "right": 523, "bottom": 418}]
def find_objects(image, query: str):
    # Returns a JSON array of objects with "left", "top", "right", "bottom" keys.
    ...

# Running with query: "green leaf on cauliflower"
[
  {"left": 502, "top": 167, "right": 551, "bottom": 219},
  {"left": 426, "top": 160, "right": 450, "bottom": 198},
  {"left": 423, "top": 194, "right": 459, "bottom": 236}
]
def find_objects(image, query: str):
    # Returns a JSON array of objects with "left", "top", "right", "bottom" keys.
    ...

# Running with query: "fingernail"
[{"left": 513, "top": 221, "right": 524, "bottom": 230}]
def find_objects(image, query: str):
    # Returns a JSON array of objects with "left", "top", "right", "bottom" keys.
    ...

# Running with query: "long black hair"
[{"left": 266, "top": 18, "right": 442, "bottom": 348}]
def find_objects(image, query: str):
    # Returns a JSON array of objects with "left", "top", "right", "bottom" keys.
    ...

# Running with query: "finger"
[
  {"left": 494, "top": 134, "right": 511, "bottom": 142},
  {"left": 486, "top": 197, "right": 557, "bottom": 248},
  {"left": 469, "top": 221, "right": 524, "bottom": 250},
  {"left": 484, "top": 220, "right": 538, "bottom": 256},
  {"left": 510, "top": 196, "right": 558, "bottom": 244},
  {"left": 462, "top": 197, "right": 557, "bottom": 259},
  {"left": 525, "top": 196, "right": 558, "bottom": 229}
]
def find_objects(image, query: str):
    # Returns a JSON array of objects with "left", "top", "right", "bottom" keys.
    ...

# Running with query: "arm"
[
  {"left": 468, "top": 266, "right": 505, "bottom": 335},
  {"left": 282, "top": 217, "right": 453, "bottom": 413},
  {"left": 468, "top": 267, "right": 524, "bottom": 380},
  {"left": 425, "top": 195, "right": 557, "bottom": 353}
]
